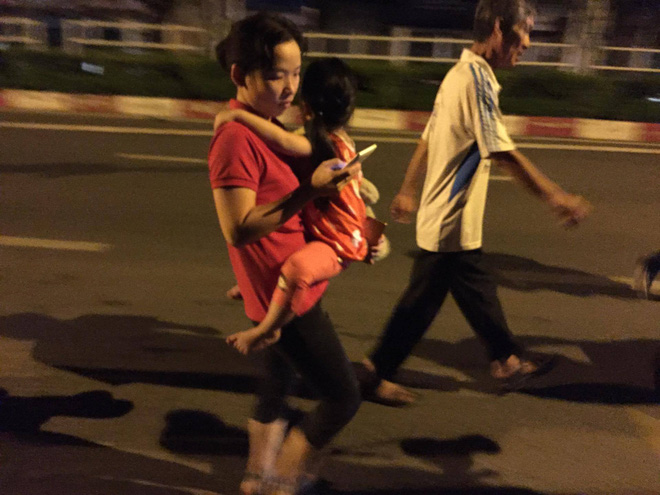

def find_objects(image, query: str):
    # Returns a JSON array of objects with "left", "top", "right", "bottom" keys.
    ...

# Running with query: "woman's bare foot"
[
  {"left": 269, "top": 427, "right": 317, "bottom": 495},
  {"left": 227, "top": 327, "right": 282, "bottom": 355},
  {"left": 241, "top": 419, "right": 288, "bottom": 495}
]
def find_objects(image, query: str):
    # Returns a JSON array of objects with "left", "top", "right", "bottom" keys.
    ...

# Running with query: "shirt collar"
[{"left": 460, "top": 48, "right": 502, "bottom": 93}]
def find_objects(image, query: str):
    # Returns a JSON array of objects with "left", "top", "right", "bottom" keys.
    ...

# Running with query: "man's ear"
[
  {"left": 493, "top": 17, "right": 503, "bottom": 40},
  {"left": 230, "top": 63, "right": 246, "bottom": 88}
]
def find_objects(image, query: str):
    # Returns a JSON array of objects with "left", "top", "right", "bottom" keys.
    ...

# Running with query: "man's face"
[{"left": 494, "top": 15, "right": 533, "bottom": 69}]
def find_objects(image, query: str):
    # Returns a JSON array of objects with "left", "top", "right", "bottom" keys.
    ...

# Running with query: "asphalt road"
[{"left": 1, "top": 110, "right": 659, "bottom": 495}]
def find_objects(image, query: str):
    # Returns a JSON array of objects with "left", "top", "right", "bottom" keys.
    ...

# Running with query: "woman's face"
[{"left": 242, "top": 40, "right": 302, "bottom": 118}]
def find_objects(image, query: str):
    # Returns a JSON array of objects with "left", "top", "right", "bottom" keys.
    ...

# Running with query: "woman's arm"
[
  {"left": 214, "top": 157, "right": 361, "bottom": 246},
  {"left": 214, "top": 109, "right": 312, "bottom": 157}
]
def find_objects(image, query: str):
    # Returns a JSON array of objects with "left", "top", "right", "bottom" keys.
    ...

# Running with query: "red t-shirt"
[
  {"left": 208, "top": 99, "right": 306, "bottom": 321},
  {"left": 301, "top": 133, "right": 368, "bottom": 261}
]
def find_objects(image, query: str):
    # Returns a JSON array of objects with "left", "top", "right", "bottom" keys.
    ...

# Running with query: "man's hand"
[
  {"left": 310, "top": 158, "right": 361, "bottom": 197},
  {"left": 390, "top": 192, "right": 418, "bottom": 224},
  {"left": 548, "top": 191, "right": 592, "bottom": 228}
]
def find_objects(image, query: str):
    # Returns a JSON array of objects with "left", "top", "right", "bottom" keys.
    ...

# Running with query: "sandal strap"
[{"left": 262, "top": 475, "right": 298, "bottom": 495}]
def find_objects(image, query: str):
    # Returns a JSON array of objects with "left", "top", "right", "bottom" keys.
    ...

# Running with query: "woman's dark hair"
[
  {"left": 301, "top": 57, "right": 358, "bottom": 167},
  {"left": 473, "top": 0, "right": 536, "bottom": 42},
  {"left": 215, "top": 12, "right": 305, "bottom": 74}
]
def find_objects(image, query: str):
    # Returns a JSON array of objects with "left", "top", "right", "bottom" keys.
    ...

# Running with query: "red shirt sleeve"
[{"left": 208, "top": 122, "right": 262, "bottom": 191}]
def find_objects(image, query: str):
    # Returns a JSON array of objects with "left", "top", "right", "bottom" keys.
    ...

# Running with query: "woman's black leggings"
[{"left": 252, "top": 301, "right": 361, "bottom": 449}]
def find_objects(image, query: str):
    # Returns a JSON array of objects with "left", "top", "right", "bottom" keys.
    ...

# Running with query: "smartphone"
[{"left": 332, "top": 144, "right": 377, "bottom": 170}]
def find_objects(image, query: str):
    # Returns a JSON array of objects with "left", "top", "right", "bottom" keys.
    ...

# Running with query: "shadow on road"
[
  {"left": 0, "top": 313, "right": 263, "bottom": 392},
  {"left": 325, "top": 434, "right": 546, "bottom": 494},
  {"left": 160, "top": 409, "right": 248, "bottom": 456},
  {"left": 484, "top": 252, "right": 637, "bottom": 299},
  {"left": 0, "top": 162, "right": 205, "bottom": 177},
  {"left": 0, "top": 388, "right": 132, "bottom": 442},
  {"left": 406, "top": 335, "right": 659, "bottom": 404},
  {"left": 403, "top": 250, "right": 638, "bottom": 299},
  {"left": 1, "top": 313, "right": 657, "bottom": 407}
]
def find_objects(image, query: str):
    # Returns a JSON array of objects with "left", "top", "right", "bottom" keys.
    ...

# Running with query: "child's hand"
[
  {"left": 213, "top": 109, "right": 238, "bottom": 131},
  {"left": 367, "top": 235, "right": 391, "bottom": 264}
]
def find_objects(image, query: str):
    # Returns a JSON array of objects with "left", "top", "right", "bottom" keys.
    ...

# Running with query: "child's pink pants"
[{"left": 271, "top": 241, "right": 345, "bottom": 316}]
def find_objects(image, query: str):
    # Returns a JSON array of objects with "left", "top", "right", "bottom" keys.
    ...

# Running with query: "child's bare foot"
[
  {"left": 226, "top": 284, "right": 242, "bottom": 300},
  {"left": 226, "top": 327, "right": 281, "bottom": 355}
]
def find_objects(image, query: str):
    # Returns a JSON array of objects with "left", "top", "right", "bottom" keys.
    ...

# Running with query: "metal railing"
[
  {"left": 0, "top": 17, "right": 47, "bottom": 47},
  {"left": 60, "top": 19, "right": 210, "bottom": 54},
  {"left": 305, "top": 32, "right": 660, "bottom": 73}
]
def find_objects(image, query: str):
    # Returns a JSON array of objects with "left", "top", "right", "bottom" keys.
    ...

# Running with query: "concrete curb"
[{"left": 1, "top": 89, "right": 658, "bottom": 142}]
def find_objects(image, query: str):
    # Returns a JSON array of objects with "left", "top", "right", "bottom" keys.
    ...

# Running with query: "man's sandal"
[{"left": 501, "top": 355, "right": 557, "bottom": 392}]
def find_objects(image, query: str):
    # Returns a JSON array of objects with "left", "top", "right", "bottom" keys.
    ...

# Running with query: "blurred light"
[
  {"left": 0, "top": 43, "right": 10, "bottom": 51},
  {"left": 647, "top": 96, "right": 660, "bottom": 103},
  {"left": 81, "top": 62, "right": 105, "bottom": 75}
]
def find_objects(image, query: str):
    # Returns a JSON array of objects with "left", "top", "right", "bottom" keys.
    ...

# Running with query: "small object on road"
[{"left": 633, "top": 251, "right": 660, "bottom": 300}]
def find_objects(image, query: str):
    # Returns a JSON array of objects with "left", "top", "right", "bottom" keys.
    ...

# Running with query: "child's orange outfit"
[{"left": 270, "top": 133, "right": 368, "bottom": 316}]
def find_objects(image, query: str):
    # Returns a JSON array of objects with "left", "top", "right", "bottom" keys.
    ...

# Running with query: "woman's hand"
[{"left": 310, "top": 158, "right": 361, "bottom": 197}]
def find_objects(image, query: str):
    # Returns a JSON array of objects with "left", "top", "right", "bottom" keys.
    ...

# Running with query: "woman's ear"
[{"left": 230, "top": 64, "right": 246, "bottom": 87}]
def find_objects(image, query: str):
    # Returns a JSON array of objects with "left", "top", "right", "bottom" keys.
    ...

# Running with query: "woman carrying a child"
[
  {"left": 209, "top": 12, "right": 386, "bottom": 495},
  {"left": 220, "top": 56, "right": 388, "bottom": 355}
]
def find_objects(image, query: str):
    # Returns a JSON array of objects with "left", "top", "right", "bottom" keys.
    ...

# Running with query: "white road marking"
[
  {"left": 0, "top": 122, "right": 212, "bottom": 136},
  {"left": 3, "top": 122, "right": 659, "bottom": 154},
  {"left": 625, "top": 408, "right": 660, "bottom": 459},
  {"left": 0, "top": 235, "right": 111, "bottom": 252},
  {"left": 609, "top": 275, "right": 660, "bottom": 295},
  {"left": 116, "top": 154, "right": 516, "bottom": 183},
  {"left": 516, "top": 142, "right": 660, "bottom": 154},
  {"left": 117, "top": 153, "right": 207, "bottom": 164},
  {"left": 99, "top": 477, "right": 221, "bottom": 494}
]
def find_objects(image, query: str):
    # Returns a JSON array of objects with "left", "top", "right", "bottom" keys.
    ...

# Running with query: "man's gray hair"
[{"left": 473, "top": 0, "right": 536, "bottom": 42}]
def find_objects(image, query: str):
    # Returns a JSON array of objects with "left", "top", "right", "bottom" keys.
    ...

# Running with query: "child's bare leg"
[{"left": 227, "top": 276, "right": 295, "bottom": 355}]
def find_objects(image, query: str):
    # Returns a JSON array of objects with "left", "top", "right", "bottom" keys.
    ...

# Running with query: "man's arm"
[
  {"left": 389, "top": 138, "right": 429, "bottom": 224},
  {"left": 491, "top": 148, "right": 591, "bottom": 227},
  {"left": 214, "top": 158, "right": 361, "bottom": 246}
]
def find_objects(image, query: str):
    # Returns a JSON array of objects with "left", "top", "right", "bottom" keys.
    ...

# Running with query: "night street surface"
[{"left": 1, "top": 109, "right": 659, "bottom": 495}]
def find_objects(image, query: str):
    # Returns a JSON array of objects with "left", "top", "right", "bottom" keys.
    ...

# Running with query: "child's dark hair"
[
  {"left": 302, "top": 57, "right": 358, "bottom": 166},
  {"left": 215, "top": 12, "right": 305, "bottom": 74}
]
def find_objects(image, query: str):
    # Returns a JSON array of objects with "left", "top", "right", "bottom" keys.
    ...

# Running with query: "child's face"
[{"left": 243, "top": 40, "right": 302, "bottom": 118}]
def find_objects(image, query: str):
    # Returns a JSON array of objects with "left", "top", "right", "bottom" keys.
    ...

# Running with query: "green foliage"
[{"left": 0, "top": 47, "right": 657, "bottom": 122}]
